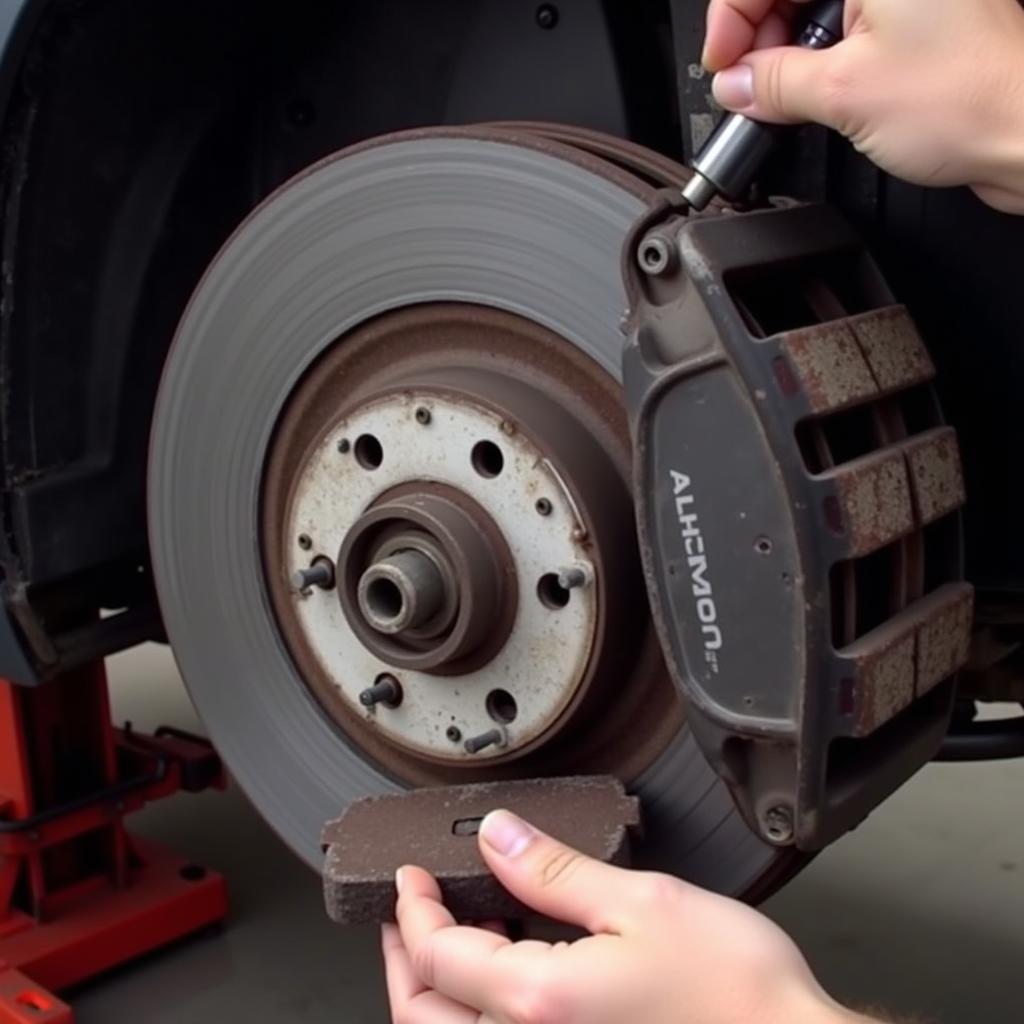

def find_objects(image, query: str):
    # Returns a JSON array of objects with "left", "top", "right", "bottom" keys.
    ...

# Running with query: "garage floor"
[{"left": 65, "top": 644, "right": 1023, "bottom": 1022}]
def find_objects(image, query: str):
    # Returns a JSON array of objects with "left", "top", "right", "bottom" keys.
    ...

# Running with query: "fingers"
[
  {"left": 476, "top": 810, "right": 648, "bottom": 934},
  {"left": 395, "top": 866, "right": 457, "bottom": 944},
  {"left": 395, "top": 866, "right": 511, "bottom": 1012},
  {"left": 751, "top": 9, "right": 793, "bottom": 52},
  {"left": 382, "top": 923, "right": 428, "bottom": 1006},
  {"left": 703, "top": 0, "right": 807, "bottom": 71},
  {"left": 382, "top": 924, "right": 480, "bottom": 1024},
  {"left": 712, "top": 44, "right": 845, "bottom": 127},
  {"left": 972, "top": 182, "right": 1024, "bottom": 216}
]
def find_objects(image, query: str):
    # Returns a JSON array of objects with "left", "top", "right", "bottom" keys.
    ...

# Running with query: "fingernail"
[
  {"left": 395, "top": 867, "right": 406, "bottom": 896},
  {"left": 713, "top": 64, "right": 754, "bottom": 109},
  {"left": 480, "top": 810, "right": 535, "bottom": 858}
]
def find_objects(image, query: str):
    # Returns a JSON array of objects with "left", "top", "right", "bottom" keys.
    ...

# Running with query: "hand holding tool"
[{"left": 682, "top": 0, "right": 846, "bottom": 210}]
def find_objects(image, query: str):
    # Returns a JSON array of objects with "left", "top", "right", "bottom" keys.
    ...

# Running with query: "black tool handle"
[
  {"left": 800, "top": 0, "right": 845, "bottom": 48},
  {"left": 682, "top": 0, "right": 846, "bottom": 210}
]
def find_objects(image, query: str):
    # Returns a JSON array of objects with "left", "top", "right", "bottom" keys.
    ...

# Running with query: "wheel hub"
[
  {"left": 264, "top": 303, "right": 669, "bottom": 770},
  {"left": 339, "top": 484, "right": 516, "bottom": 673}
]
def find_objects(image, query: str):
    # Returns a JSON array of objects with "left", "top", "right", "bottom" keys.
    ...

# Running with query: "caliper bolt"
[
  {"left": 291, "top": 558, "right": 336, "bottom": 592},
  {"left": 763, "top": 805, "right": 795, "bottom": 845},
  {"left": 360, "top": 675, "right": 403, "bottom": 709},
  {"left": 638, "top": 235, "right": 676, "bottom": 278},
  {"left": 557, "top": 564, "right": 593, "bottom": 591},
  {"left": 464, "top": 728, "right": 507, "bottom": 755}
]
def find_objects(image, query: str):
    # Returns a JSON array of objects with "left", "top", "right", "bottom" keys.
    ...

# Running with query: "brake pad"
[{"left": 322, "top": 775, "right": 641, "bottom": 925}]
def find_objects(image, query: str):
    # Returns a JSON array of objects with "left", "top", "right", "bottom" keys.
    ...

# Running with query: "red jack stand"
[{"left": 0, "top": 662, "right": 228, "bottom": 1023}]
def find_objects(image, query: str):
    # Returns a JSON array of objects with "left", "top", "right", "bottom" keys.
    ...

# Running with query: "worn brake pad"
[{"left": 322, "top": 775, "right": 641, "bottom": 925}]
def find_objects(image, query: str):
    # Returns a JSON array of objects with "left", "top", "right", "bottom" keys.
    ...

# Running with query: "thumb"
[
  {"left": 712, "top": 44, "right": 845, "bottom": 128},
  {"left": 477, "top": 809, "right": 640, "bottom": 933}
]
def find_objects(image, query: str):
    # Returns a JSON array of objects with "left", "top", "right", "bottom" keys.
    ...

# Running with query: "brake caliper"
[{"left": 623, "top": 199, "right": 973, "bottom": 850}]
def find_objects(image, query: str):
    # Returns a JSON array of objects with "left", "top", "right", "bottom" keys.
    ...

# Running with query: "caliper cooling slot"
[{"left": 623, "top": 201, "right": 972, "bottom": 850}]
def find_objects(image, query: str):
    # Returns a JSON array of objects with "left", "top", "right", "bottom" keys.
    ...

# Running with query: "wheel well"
[{"left": 0, "top": 0, "right": 678, "bottom": 670}]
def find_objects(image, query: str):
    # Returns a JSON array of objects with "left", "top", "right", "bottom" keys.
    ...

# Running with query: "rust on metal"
[
  {"left": 916, "top": 583, "right": 974, "bottom": 695},
  {"left": 483, "top": 121, "right": 695, "bottom": 192},
  {"left": 840, "top": 619, "right": 916, "bottom": 737},
  {"left": 824, "top": 448, "right": 914, "bottom": 558},
  {"left": 261, "top": 302, "right": 683, "bottom": 787},
  {"left": 848, "top": 306, "right": 936, "bottom": 393},
  {"left": 780, "top": 321, "right": 878, "bottom": 414},
  {"left": 904, "top": 427, "right": 966, "bottom": 526},
  {"left": 322, "top": 776, "right": 641, "bottom": 925},
  {"left": 838, "top": 582, "right": 974, "bottom": 734}
]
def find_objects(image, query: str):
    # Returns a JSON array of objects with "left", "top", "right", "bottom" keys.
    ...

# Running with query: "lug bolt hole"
[
  {"left": 535, "top": 498, "right": 553, "bottom": 517},
  {"left": 354, "top": 434, "right": 384, "bottom": 471},
  {"left": 486, "top": 689, "right": 518, "bottom": 724},
  {"left": 471, "top": 440, "right": 505, "bottom": 479},
  {"left": 537, "top": 573, "right": 571, "bottom": 610},
  {"left": 755, "top": 537, "right": 773, "bottom": 556}
]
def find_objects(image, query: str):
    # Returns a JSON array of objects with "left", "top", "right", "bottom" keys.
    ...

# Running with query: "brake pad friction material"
[{"left": 322, "top": 775, "right": 641, "bottom": 925}]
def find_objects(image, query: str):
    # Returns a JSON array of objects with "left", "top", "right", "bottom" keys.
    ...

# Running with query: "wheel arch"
[{"left": 0, "top": 0, "right": 679, "bottom": 682}]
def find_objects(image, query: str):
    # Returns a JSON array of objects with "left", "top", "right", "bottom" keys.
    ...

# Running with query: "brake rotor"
[{"left": 149, "top": 125, "right": 802, "bottom": 898}]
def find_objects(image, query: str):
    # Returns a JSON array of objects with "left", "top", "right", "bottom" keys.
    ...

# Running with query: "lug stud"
[
  {"left": 557, "top": 564, "right": 592, "bottom": 591},
  {"left": 292, "top": 558, "right": 336, "bottom": 592},
  {"left": 463, "top": 728, "right": 507, "bottom": 755},
  {"left": 360, "top": 675, "right": 403, "bottom": 709}
]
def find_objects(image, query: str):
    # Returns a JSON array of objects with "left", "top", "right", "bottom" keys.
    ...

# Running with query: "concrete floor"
[{"left": 65, "top": 644, "right": 1024, "bottom": 1022}]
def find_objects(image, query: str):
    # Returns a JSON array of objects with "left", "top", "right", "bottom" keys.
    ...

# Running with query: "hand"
[
  {"left": 702, "top": 0, "right": 1024, "bottom": 212},
  {"left": 382, "top": 810, "right": 865, "bottom": 1024}
]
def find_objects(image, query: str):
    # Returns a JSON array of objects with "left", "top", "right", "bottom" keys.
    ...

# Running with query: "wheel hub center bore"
[
  {"left": 338, "top": 487, "right": 516, "bottom": 675},
  {"left": 358, "top": 546, "right": 447, "bottom": 636}
]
